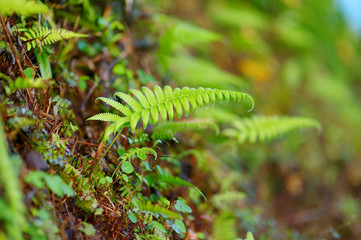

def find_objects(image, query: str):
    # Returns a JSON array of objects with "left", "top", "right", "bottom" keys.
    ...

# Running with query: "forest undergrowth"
[{"left": 1, "top": 0, "right": 361, "bottom": 239}]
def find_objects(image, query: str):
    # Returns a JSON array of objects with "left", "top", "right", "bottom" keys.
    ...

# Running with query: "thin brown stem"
[
  {"left": 101, "top": 129, "right": 124, "bottom": 159},
  {"left": 0, "top": 15, "right": 34, "bottom": 107},
  {"left": 0, "top": 16, "right": 25, "bottom": 78}
]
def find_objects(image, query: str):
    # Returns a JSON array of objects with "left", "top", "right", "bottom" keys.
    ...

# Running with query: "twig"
[
  {"left": 0, "top": 16, "right": 25, "bottom": 78},
  {"left": 0, "top": 15, "right": 34, "bottom": 107}
]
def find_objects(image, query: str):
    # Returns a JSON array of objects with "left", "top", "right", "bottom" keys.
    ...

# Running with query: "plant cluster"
[{"left": 3, "top": 0, "right": 358, "bottom": 239}]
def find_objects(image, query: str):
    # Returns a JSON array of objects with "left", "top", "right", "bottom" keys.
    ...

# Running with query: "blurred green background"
[{"left": 147, "top": 0, "right": 361, "bottom": 238}]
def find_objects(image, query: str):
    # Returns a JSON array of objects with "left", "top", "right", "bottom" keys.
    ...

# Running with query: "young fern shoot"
[
  {"left": 21, "top": 27, "right": 88, "bottom": 50},
  {"left": 87, "top": 85, "right": 254, "bottom": 140}
]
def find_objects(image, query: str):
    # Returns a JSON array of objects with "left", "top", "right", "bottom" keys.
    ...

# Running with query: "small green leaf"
[
  {"left": 132, "top": 198, "right": 141, "bottom": 208},
  {"left": 122, "top": 174, "right": 129, "bottom": 182},
  {"left": 172, "top": 219, "right": 186, "bottom": 234},
  {"left": 144, "top": 174, "right": 155, "bottom": 187},
  {"left": 36, "top": 50, "right": 52, "bottom": 79},
  {"left": 174, "top": 200, "right": 192, "bottom": 213},
  {"left": 25, "top": 171, "right": 75, "bottom": 197},
  {"left": 151, "top": 221, "right": 167, "bottom": 233},
  {"left": 25, "top": 171, "right": 46, "bottom": 188},
  {"left": 128, "top": 212, "right": 137, "bottom": 223},
  {"left": 122, "top": 161, "right": 134, "bottom": 174},
  {"left": 105, "top": 176, "right": 113, "bottom": 183},
  {"left": 44, "top": 175, "right": 75, "bottom": 197},
  {"left": 99, "top": 178, "right": 106, "bottom": 185},
  {"left": 117, "top": 148, "right": 126, "bottom": 156}
]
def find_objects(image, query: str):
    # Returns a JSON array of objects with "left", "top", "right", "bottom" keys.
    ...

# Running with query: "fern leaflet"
[
  {"left": 151, "top": 119, "right": 219, "bottom": 140},
  {"left": 21, "top": 27, "right": 88, "bottom": 50},
  {"left": 223, "top": 115, "right": 321, "bottom": 143},
  {"left": 88, "top": 86, "right": 254, "bottom": 138},
  {"left": 136, "top": 201, "right": 182, "bottom": 219},
  {"left": 157, "top": 173, "right": 206, "bottom": 200}
]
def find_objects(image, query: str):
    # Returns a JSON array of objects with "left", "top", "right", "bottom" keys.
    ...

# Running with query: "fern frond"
[
  {"left": 21, "top": 27, "right": 88, "bottom": 50},
  {"left": 212, "top": 211, "right": 237, "bottom": 240},
  {"left": 0, "top": 0, "right": 48, "bottom": 16},
  {"left": 88, "top": 86, "right": 254, "bottom": 133},
  {"left": 223, "top": 115, "right": 321, "bottom": 144},
  {"left": 157, "top": 173, "right": 206, "bottom": 200},
  {"left": 211, "top": 191, "right": 245, "bottom": 209},
  {"left": 120, "top": 147, "right": 157, "bottom": 161},
  {"left": 137, "top": 201, "right": 182, "bottom": 219},
  {"left": 151, "top": 120, "right": 219, "bottom": 140},
  {"left": 87, "top": 113, "right": 127, "bottom": 122}
]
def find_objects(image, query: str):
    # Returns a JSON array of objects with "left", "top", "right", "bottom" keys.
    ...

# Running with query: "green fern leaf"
[
  {"left": 151, "top": 120, "right": 219, "bottom": 141},
  {"left": 87, "top": 113, "right": 126, "bottom": 122},
  {"left": 0, "top": 0, "right": 48, "bottom": 16},
  {"left": 88, "top": 86, "right": 254, "bottom": 133},
  {"left": 157, "top": 173, "right": 206, "bottom": 200},
  {"left": 137, "top": 201, "right": 181, "bottom": 219},
  {"left": 223, "top": 115, "right": 321, "bottom": 144},
  {"left": 21, "top": 27, "right": 87, "bottom": 50}
]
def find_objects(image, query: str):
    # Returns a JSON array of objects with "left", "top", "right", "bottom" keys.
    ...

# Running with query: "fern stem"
[
  {"left": 101, "top": 128, "right": 124, "bottom": 159},
  {"left": 111, "top": 157, "right": 124, "bottom": 179}
]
